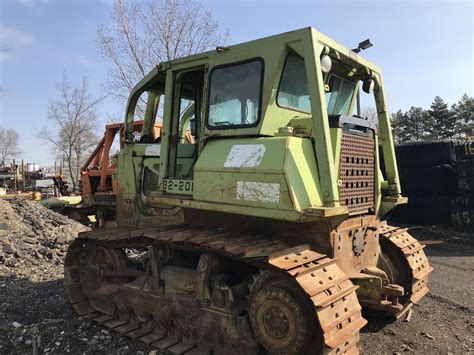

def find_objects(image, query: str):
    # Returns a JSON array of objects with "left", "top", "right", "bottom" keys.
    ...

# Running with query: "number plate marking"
[{"left": 162, "top": 179, "right": 194, "bottom": 194}]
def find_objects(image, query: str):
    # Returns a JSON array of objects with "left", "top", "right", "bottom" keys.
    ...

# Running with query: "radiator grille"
[{"left": 339, "top": 132, "right": 375, "bottom": 215}]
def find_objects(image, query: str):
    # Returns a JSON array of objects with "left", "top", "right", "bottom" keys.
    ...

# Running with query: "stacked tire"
[
  {"left": 388, "top": 140, "right": 459, "bottom": 225},
  {"left": 452, "top": 141, "right": 474, "bottom": 233}
]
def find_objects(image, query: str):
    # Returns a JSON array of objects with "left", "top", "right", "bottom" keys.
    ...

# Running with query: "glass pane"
[
  {"left": 326, "top": 75, "right": 356, "bottom": 116},
  {"left": 208, "top": 60, "right": 262, "bottom": 127},
  {"left": 277, "top": 53, "right": 310, "bottom": 112},
  {"left": 327, "top": 76, "right": 341, "bottom": 114},
  {"left": 335, "top": 80, "right": 355, "bottom": 115},
  {"left": 178, "top": 83, "right": 196, "bottom": 143}
]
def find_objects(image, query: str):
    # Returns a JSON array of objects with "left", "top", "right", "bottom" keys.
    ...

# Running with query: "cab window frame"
[
  {"left": 205, "top": 57, "right": 265, "bottom": 130},
  {"left": 276, "top": 52, "right": 311, "bottom": 114}
]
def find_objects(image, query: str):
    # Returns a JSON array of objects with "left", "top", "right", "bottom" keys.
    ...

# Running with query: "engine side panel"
[{"left": 193, "top": 137, "right": 323, "bottom": 213}]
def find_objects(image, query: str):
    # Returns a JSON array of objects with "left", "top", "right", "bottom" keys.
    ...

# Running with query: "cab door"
[{"left": 161, "top": 68, "right": 205, "bottom": 196}]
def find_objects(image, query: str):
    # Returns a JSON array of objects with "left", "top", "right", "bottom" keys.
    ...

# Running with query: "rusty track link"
[
  {"left": 64, "top": 226, "right": 367, "bottom": 354},
  {"left": 379, "top": 223, "right": 434, "bottom": 317}
]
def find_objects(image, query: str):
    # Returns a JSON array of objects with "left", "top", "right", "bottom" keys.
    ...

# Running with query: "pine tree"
[
  {"left": 428, "top": 96, "right": 457, "bottom": 139},
  {"left": 407, "top": 107, "right": 430, "bottom": 142},
  {"left": 391, "top": 107, "right": 429, "bottom": 143},
  {"left": 390, "top": 110, "right": 404, "bottom": 144},
  {"left": 452, "top": 94, "right": 474, "bottom": 137}
]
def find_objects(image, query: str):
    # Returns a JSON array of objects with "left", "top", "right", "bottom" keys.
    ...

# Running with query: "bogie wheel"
[{"left": 249, "top": 276, "right": 322, "bottom": 354}]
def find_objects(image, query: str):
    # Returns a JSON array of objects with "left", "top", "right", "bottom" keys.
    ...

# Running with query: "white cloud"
[
  {"left": 0, "top": 27, "right": 34, "bottom": 62},
  {"left": 0, "top": 26, "right": 34, "bottom": 47}
]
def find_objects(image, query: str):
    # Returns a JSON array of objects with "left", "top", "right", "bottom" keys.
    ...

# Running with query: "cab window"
[
  {"left": 326, "top": 75, "right": 356, "bottom": 116},
  {"left": 178, "top": 83, "right": 197, "bottom": 144},
  {"left": 207, "top": 59, "right": 263, "bottom": 128},
  {"left": 277, "top": 53, "right": 310, "bottom": 112}
]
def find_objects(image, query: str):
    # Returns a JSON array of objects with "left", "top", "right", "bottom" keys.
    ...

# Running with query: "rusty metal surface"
[
  {"left": 332, "top": 218, "right": 379, "bottom": 278},
  {"left": 378, "top": 222, "right": 433, "bottom": 314},
  {"left": 65, "top": 226, "right": 366, "bottom": 354},
  {"left": 269, "top": 247, "right": 367, "bottom": 352},
  {"left": 338, "top": 132, "right": 375, "bottom": 215}
]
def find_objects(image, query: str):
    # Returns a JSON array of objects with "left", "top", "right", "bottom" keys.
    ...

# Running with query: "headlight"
[{"left": 320, "top": 54, "right": 332, "bottom": 73}]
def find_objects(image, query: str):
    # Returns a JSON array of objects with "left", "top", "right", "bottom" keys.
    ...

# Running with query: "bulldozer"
[{"left": 65, "top": 27, "right": 432, "bottom": 354}]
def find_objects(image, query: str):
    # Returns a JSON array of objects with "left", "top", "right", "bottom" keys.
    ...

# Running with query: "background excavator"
[{"left": 60, "top": 121, "right": 162, "bottom": 226}]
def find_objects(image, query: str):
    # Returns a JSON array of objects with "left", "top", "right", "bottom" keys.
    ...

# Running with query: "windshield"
[
  {"left": 276, "top": 53, "right": 357, "bottom": 116},
  {"left": 325, "top": 75, "right": 356, "bottom": 116},
  {"left": 207, "top": 59, "right": 263, "bottom": 128}
]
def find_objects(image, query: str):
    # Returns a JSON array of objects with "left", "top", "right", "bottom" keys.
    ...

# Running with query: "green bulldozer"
[{"left": 65, "top": 27, "right": 432, "bottom": 354}]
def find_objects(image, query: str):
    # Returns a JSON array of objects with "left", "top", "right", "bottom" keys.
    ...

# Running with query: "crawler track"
[
  {"left": 379, "top": 223, "right": 434, "bottom": 317},
  {"left": 64, "top": 226, "right": 366, "bottom": 354}
]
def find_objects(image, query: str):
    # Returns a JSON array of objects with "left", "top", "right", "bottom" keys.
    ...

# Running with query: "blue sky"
[{"left": 0, "top": 0, "right": 472, "bottom": 165}]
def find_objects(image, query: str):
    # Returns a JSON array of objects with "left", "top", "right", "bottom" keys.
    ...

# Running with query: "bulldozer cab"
[{"left": 118, "top": 27, "right": 403, "bottom": 227}]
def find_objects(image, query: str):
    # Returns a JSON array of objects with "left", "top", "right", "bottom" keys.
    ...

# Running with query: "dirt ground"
[
  {"left": 359, "top": 226, "right": 474, "bottom": 353},
  {"left": 0, "top": 198, "right": 473, "bottom": 354}
]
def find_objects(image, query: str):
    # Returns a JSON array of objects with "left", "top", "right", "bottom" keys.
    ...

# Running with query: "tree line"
[{"left": 391, "top": 94, "right": 474, "bottom": 143}]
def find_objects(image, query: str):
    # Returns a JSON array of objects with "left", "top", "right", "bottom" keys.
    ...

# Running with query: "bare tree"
[
  {"left": 97, "top": 0, "right": 229, "bottom": 109},
  {"left": 361, "top": 106, "right": 378, "bottom": 126},
  {"left": 0, "top": 128, "right": 22, "bottom": 166},
  {"left": 37, "top": 74, "right": 102, "bottom": 190}
]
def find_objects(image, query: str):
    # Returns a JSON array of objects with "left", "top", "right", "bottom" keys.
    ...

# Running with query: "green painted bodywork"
[
  {"left": 116, "top": 27, "right": 405, "bottom": 228},
  {"left": 194, "top": 137, "right": 323, "bottom": 212}
]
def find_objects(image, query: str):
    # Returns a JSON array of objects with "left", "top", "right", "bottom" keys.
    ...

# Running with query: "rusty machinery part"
[
  {"left": 95, "top": 208, "right": 116, "bottom": 228},
  {"left": 95, "top": 209, "right": 106, "bottom": 228},
  {"left": 377, "top": 223, "right": 433, "bottom": 318},
  {"left": 249, "top": 274, "right": 322, "bottom": 354},
  {"left": 66, "top": 208, "right": 90, "bottom": 226},
  {"left": 350, "top": 228, "right": 367, "bottom": 257},
  {"left": 64, "top": 226, "right": 366, "bottom": 354}
]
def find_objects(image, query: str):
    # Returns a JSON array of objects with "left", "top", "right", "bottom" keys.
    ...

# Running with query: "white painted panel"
[
  {"left": 236, "top": 181, "right": 280, "bottom": 204},
  {"left": 224, "top": 144, "right": 266, "bottom": 168},
  {"left": 144, "top": 144, "right": 161, "bottom": 156}
]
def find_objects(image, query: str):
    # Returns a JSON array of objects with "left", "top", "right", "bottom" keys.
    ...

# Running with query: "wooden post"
[
  {"left": 12, "top": 159, "right": 17, "bottom": 193},
  {"left": 21, "top": 159, "right": 25, "bottom": 191}
]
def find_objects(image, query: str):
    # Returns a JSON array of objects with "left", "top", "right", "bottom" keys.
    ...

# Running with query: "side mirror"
[{"left": 362, "top": 78, "right": 374, "bottom": 94}]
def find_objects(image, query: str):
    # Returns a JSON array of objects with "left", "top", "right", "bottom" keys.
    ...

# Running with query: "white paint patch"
[
  {"left": 224, "top": 144, "right": 266, "bottom": 168},
  {"left": 145, "top": 144, "right": 161, "bottom": 156},
  {"left": 236, "top": 181, "right": 280, "bottom": 204}
]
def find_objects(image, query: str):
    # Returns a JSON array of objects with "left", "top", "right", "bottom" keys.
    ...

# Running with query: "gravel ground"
[
  {"left": 0, "top": 198, "right": 472, "bottom": 354},
  {"left": 359, "top": 226, "right": 474, "bottom": 353}
]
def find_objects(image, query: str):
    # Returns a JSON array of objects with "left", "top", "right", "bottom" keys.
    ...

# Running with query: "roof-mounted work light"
[{"left": 352, "top": 39, "right": 373, "bottom": 53}]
